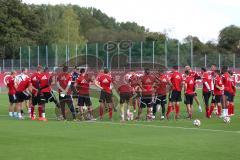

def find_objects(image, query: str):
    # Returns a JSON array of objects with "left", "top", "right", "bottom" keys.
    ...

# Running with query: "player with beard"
[
  {"left": 56, "top": 66, "right": 76, "bottom": 121},
  {"left": 5, "top": 71, "right": 17, "bottom": 117},
  {"left": 75, "top": 68, "right": 94, "bottom": 120},
  {"left": 14, "top": 68, "right": 31, "bottom": 119},
  {"left": 95, "top": 68, "right": 114, "bottom": 120},
  {"left": 136, "top": 68, "right": 156, "bottom": 120},
  {"left": 185, "top": 65, "right": 202, "bottom": 112},
  {"left": 166, "top": 66, "right": 183, "bottom": 120},
  {"left": 201, "top": 67, "right": 213, "bottom": 118},
  {"left": 153, "top": 68, "right": 169, "bottom": 120}
]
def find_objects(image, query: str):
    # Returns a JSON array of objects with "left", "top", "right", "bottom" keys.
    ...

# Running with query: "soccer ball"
[
  {"left": 223, "top": 117, "right": 231, "bottom": 123},
  {"left": 193, "top": 119, "right": 201, "bottom": 127},
  {"left": 127, "top": 112, "right": 134, "bottom": 121}
]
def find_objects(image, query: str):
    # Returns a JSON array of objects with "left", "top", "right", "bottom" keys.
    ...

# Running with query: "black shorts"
[
  {"left": 16, "top": 91, "right": 31, "bottom": 103},
  {"left": 213, "top": 95, "right": 222, "bottom": 103},
  {"left": 59, "top": 94, "right": 73, "bottom": 102},
  {"left": 120, "top": 93, "right": 132, "bottom": 104},
  {"left": 169, "top": 90, "right": 182, "bottom": 102},
  {"left": 78, "top": 95, "right": 92, "bottom": 106},
  {"left": 224, "top": 91, "right": 234, "bottom": 102},
  {"left": 140, "top": 95, "right": 153, "bottom": 108},
  {"left": 155, "top": 95, "right": 167, "bottom": 105},
  {"left": 32, "top": 94, "right": 39, "bottom": 106},
  {"left": 185, "top": 94, "right": 194, "bottom": 105},
  {"left": 203, "top": 91, "right": 211, "bottom": 106},
  {"left": 8, "top": 94, "right": 17, "bottom": 104},
  {"left": 99, "top": 90, "right": 112, "bottom": 103}
]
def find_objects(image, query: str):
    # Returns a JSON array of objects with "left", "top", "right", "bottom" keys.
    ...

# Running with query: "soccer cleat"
[
  {"left": 31, "top": 117, "right": 36, "bottom": 120},
  {"left": 38, "top": 117, "right": 48, "bottom": 121}
]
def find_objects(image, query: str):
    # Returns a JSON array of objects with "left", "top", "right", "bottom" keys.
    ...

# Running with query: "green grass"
[{"left": 0, "top": 90, "right": 240, "bottom": 160}]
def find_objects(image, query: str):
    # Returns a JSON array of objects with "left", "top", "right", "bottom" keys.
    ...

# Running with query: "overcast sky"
[{"left": 22, "top": 0, "right": 240, "bottom": 42}]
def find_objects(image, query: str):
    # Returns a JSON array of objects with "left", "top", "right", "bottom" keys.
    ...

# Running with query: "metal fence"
[{"left": 0, "top": 41, "right": 239, "bottom": 72}]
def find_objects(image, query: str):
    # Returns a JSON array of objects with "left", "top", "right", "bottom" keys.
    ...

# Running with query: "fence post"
[
  {"left": 178, "top": 41, "right": 180, "bottom": 70},
  {"left": 2, "top": 59, "right": 4, "bottom": 71},
  {"left": 106, "top": 43, "right": 109, "bottom": 69},
  {"left": 233, "top": 53, "right": 235, "bottom": 70},
  {"left": 28, "top": 46, "right": 31, "bottom": 70},
  {"left": 117, "top": 43, "right": 120, "bottom": 69},
  {"left": 141, "top": 41, "right": 143, "bottom": 69},
  {"left": 205, "top": 54, "right": 207, "bottom": 67},
  {"left": 37, "top": 46, "right": 40, "bottom": 66},
  {"left": 46, "top": 45, "right": 48, "bottom": 67},
  {"left": 75, "top": 44, "right": 78, "bottom": 66},
  {"left": 86, "top": 43, "right": 88, "bottom": 67},
  {"left": 165, "top": 40, "right": 168, "bottom": 68},
  {"left": 129, "top": 44, "right": 132, "bottom": 69},
  {"left": 153, "top": 41, "right": 155, "bottom": 69},
  {"left": 19, "top": 47, "right": 22, "bottom": 70},
  {"left": 55, "top": 45, "right": 58, "bottom": 67},
  {"left": 11, "top": 59, "right": 13, "bottom": 71},
  {"left": 96, "top": 43, "right": 98, "bottom": 70},
  {"left": 218, "top": 53, "right": 221, "bottom": 69},
  {"left": 191, "top": 39, "right": 193, "bottom": 67}
]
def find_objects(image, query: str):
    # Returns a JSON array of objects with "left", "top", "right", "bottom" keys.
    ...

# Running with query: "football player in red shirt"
[
  {"left": 209, "top": 70, "right": 224, "bottom": 117},
  {"left": 209, "top": 64, "right": 218, "bottom": 115},
  {"left": 153, "top": 68, "right": 169, "bottom": 120},
  {"left": 5, "top": 71, "right": 17, "bottom": 117},
  {"left": 56, "top": 66, "right": 76, "bottom": 121},
  {"left": 184, "top": 70, "right": 196, "bottom": 119},
  {"left": 75, "top": 68, "right": 94, "bottom": 120},
  {"left": 166, "top": 66, "right": 183, "bottom": 120},
  {"left": 185, "top": 65, "right": 202, "bottom": 112},
  {"left": 128, "top": 70, "right": 140, "bottom": 112},
  {"left": 29, "top": 65, "right": 43, "bottom": 120},
  {"left": 228, "top": 70, "right": 236, "bottom": 116},
  {"left": 221, "top": 66, "right": 232, "bottom": 117},
  {"left": 14, "top": 68, "right": 31, "bottom": 119},
  {"left": 95, "top": 68, "right": 114, "bottom": 120},
  {"left": 118, "top": 82, "right": 134, "bottom": 122},
  {"left": 37, "top": 67, "right": 60, "bottom": 121},
  {"left": 137, "top": 68, "right": 156, "bottom": 120},
  {"left": 201, "top": 67, "right": 213, "bottom": 118}
]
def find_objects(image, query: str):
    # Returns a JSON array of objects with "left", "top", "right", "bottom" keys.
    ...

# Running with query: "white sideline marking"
[
  {"left": 1, "top": 114, "right": 239, "bottom": 134},
  {"left": 81, "top": 121, "right": 240, "bottom": 134}
]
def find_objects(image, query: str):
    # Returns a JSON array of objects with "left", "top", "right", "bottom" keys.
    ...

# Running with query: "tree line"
[{"left": 0, "top": 0, "right": 240, "bottom": 60}]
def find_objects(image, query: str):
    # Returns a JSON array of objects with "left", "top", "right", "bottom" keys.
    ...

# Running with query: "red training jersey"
[
  {"left": 6, "top": 75, "right": 16, "bottom": 95},
  {"left": 202, "top": 72, "right": 213, "bottom": 92},
  {"left": 222, "top": 72, "right": 233, "bottom": 93},
  {"left": 170, "top": 71, "right": 182, "bottom": 92},
  {"left": 140, "top": 75, "right": 155, "bottom": 96},
  {"left": 118, "top": 84, "right": 133, "bottom": 94},
  {"left": 57, "top": 72, "right": 72, "bottom": 95},
  {"left": 97, "top": 73, "right": 113, "bottom": 94},
  {"left": 214, "top": 75, "right": 223, "bottom": 95},
  {"left": 38, "top": 72, "right": 52, "bottom": 93},
  {"left": 15, "top": 73, "right": 30, "bottom": 92},
  {"left": 76, "top": 74, "right": 92, "bottom": 95},
  {"left": 185, "top": 75, "right": 195, "bottom": 95},
  {"left": 155, "top": 74, "right": 168, "bottom": 95}
]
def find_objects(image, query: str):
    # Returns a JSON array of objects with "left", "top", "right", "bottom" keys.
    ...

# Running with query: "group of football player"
[{"left": 5, "top": 63, "right": 236, "bottom": 122}]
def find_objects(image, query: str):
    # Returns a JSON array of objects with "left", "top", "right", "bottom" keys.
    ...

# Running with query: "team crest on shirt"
[
  {"left": 60, "top": 76, "right": 67, "bottom": 81},
  {"left": 103, "top": 78, "right": 109, "bottom": 83},
  {"left": 42, "top": 75, "right": 47, "bottom": 80},
  {"left": 81, "top": 79, "right": 88, "bottom": 84},
  {"left": 146, "top": 78, "right": 152, "bottom": 83},
  {"left": 32, "top": 76, "right": 37, "bottom": 81},
  {"left": 176, "top": 75, "right": 180, "bottom": 79},
  {"left": 189, "top": 80, "right": 193, "bottom": 84}
]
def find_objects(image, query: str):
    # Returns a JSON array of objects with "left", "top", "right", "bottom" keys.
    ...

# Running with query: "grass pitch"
[{"left": 0, "top": 90, "right": 240, "bottom": 160}]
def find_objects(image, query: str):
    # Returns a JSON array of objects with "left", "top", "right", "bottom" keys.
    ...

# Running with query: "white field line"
[{"left": 1, "top": 114, "right": 239, "bottom": 134}]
